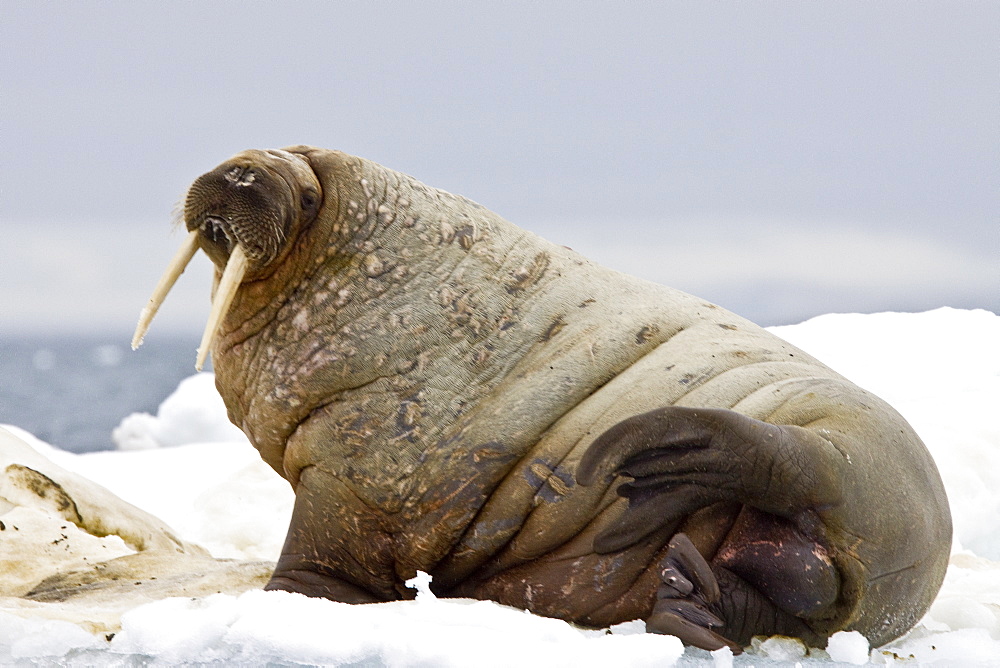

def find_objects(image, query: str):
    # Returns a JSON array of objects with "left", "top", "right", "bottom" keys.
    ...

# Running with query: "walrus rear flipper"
[
  {"left": 577, "top": 406, "right": 847, "bottom": 549},
  {"left": 577, "top": 406, "right": 848, "bottom": 649}
]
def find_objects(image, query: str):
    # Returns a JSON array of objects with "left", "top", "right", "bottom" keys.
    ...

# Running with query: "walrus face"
[
  {"left": 184, "top": 149, "right": 321, "bottom": 270},
  {"left": 132, "top": 148, "right": 322, "bottom": 370}
]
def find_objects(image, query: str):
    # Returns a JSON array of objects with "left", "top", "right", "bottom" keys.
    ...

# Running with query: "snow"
[
  {"left": 111, "top": 373, "right": 246, "bottom": 451},
  {"left": 2, "top": 307, "right": 999, "bottom": 666},
  {"left": 825, "top": 631, "right": 870, "bottom": 665}
]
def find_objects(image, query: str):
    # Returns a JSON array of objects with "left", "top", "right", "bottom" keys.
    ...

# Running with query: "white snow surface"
[{"left": 2, "top": 307, "right": 999, "bottom": 666}]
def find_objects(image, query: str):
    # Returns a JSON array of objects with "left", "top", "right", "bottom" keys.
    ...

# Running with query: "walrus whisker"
[
  {"left": 195, "top": 244, "right": 248, "bottom": 372},
  {"left": 131, "top": 229, "right": 200, "bottom": 350}
]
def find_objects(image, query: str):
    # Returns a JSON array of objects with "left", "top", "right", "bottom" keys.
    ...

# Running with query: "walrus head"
[{"left": 132, "top": 148, "right": 322, "bottom": 370}]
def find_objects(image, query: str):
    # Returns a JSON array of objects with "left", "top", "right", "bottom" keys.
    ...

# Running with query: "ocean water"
[{"left": 0, "top": 334, "right": 202, "bottom": 453}]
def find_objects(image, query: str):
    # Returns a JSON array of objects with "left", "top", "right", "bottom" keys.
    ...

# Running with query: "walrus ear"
[{"left": 132, "top": 230, "right": 200, "bottom": 350}]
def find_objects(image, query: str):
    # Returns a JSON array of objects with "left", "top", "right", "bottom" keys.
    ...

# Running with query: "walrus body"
[{"left": 142, "top": 146, "right": 951, "bottom": 650}]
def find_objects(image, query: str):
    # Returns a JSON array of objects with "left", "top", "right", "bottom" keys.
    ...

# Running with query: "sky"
[{"left": 2, "top": 1, "right": 997, "bottom": 336}]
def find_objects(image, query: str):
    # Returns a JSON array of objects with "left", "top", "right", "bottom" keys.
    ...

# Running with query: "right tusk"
[
  {"left": 194, "top": 245, "right": 248, "bottom": 372},
  {"left": 132, "top": 230, "right": 200, "bottom": 350}
]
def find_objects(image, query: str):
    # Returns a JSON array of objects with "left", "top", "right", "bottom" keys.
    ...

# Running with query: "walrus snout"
[
  {"left": 133, "top": 147, "right": 322, "bottom": 370},
  {"left": 185, "top": 165, "right": 287, "bottom": 268}
]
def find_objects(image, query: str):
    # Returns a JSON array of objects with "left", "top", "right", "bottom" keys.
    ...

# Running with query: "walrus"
[{"left": 133, "top": 146, "right": 951, "bottom": 652}]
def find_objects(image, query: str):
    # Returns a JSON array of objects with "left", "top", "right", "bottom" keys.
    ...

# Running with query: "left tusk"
[
  {"left": 132, "top": 230, "right": 200, "bottom": 350},
  {"left": 195, "top": 245, "right": 248, "bottom": 372}
]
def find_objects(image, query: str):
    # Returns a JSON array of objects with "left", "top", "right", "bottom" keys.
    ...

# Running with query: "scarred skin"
[{"left": 184, "top": 146, "right": 951, "bottom": 651}]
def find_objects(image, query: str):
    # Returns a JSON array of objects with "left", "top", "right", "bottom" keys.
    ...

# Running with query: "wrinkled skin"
[{"left": 178, "top": 146, "right": 951, "bottom": 651}]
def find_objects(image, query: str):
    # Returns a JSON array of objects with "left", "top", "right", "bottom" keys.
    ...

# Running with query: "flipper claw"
[
  {"left": 646, "top": 608, "right": 742, "bottom": 654},
  {"left": 647, "top": 532, "right": 742, "bottom": 653}
]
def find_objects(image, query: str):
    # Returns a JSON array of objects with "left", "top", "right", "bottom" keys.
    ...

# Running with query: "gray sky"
[{"left": 2, "top": 1, "right": 997, "bottom": 337}]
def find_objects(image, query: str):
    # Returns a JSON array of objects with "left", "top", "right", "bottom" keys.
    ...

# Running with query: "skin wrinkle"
[
  {"left": 677, "top": 359, "right": 785, "bottom": 391},
  {"left": 541, "top": 548, "right": 652, "bottom": 606},
  {"left": 434, "top": 310, "right": 679, "bottom": 576},
  {"left": 466, "top": 489, "right": 632, "bottom": 596},
  {"left": 867, "top": 561, "right": 918, "bottom": 583},
  {"left": 671, "top": 360, "right": 819, "bottom": 413},
  {"left": 759, "top": 388, "right": 855, "bottom": 469},
  {"left": 522, "top": 321, "right": 692, "bottom": 453},
  {"left": 732, "top": 379, "right": 822, "bottom": 420},
  {"left": 481, "top": 455, "right": 583, "bottom": 559},
  {"left": 216, "top": 209, "right": 333, "bottom": 355}
]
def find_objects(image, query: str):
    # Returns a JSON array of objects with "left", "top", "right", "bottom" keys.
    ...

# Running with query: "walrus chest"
[{"left": 281, "top": 388, "right": 520, "bottom": 520}]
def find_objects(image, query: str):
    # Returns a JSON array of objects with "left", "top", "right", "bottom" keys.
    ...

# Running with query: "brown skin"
[{"left": 181, "top": 146, "right": 952, "bottom": 651}]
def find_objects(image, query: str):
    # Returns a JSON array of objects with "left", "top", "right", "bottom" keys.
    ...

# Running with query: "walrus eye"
[{"left": 300, "top": 190, "right": 318, "bottom": 211}]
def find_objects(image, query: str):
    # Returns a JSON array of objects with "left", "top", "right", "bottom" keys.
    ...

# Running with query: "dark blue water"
[{"left": 0, "top": 335, "right": 203, "bottom": 453}]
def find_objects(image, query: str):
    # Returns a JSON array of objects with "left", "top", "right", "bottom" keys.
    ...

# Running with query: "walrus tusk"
[
  {"left": 132, "top": 230, "right": 200, "bottom": 350},
  {"left": 195, "top": 244, "right": 248, "bottom": 372}
]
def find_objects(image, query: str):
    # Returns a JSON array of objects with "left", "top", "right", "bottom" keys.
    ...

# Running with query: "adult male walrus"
[{"left": 133, "top": 146, "right": 951, "bottom": 652}]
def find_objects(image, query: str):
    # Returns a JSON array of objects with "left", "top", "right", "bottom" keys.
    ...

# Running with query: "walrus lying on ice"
[{"left": 134, "top": 146, "right": 951, "bottom": 652}]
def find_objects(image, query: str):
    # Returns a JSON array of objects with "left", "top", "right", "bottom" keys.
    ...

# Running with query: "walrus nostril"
[{"left": 224, "top": 165, "right": 256, "bottom": 187}]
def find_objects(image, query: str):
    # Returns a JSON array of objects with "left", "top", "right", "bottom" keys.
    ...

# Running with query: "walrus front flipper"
[
  {"left": 577, "top": 406, "right": 847, "bottom": 553},
  {"left": 264, "top": 467, "right": 388, "bottom": 604},
  {"left": 265, "top": 558, "right": 380, "bottom": 603}
]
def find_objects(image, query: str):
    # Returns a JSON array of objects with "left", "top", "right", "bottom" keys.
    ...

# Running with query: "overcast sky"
[{"left": 2, "top": 1, "right": 996, "bottom": 338}]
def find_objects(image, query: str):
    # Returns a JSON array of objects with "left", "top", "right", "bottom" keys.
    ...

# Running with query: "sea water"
[{"left": 0, "top": 334, "right": 200, "bottom": 453}]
